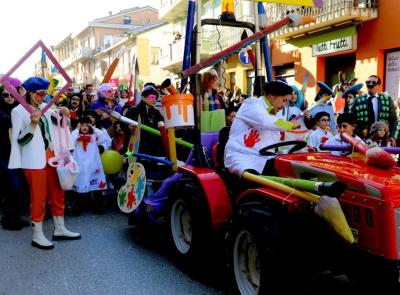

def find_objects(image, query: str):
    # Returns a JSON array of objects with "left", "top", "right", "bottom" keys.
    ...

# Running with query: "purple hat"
[
  {"left": 3, "top": 77, "right": 22, "bottom": 88},
  {"left": 97, "top": 83, "right": 113, "bottom": 99},
  {"left": 22, "top": 77, "right": 50, "bottom": 91}
]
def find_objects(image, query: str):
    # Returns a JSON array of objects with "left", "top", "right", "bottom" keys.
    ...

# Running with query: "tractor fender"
[{"left": 178, "top": 165, "right": 232, "bottom": 231}]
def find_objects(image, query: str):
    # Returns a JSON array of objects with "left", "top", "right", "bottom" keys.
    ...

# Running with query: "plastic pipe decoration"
[{"left": 0, "top": 40, "right": 72, "bottom": 114}]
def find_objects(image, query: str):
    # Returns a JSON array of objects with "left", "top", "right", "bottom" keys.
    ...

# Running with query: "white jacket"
[
  {"left": 8, "top": 103, "right": 73, "bottom": 169},
  {"left": 224, "top": 97, "right": 292, "bottom": 177}
]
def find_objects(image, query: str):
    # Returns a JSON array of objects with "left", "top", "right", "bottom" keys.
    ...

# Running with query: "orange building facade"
[{"left": 268, "top": 0, "right": 400, "bottom": 103}]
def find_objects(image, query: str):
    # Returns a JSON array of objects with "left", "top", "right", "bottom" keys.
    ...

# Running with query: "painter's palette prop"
[
  {"left": 118, "top": 116, "right": 147, "bottom": 213},
  {"left": 118, "top": 162, "right": 146, "bottom": 213},
  {"left": 0, "top": 40, "right": 72, "bottom": 114}
]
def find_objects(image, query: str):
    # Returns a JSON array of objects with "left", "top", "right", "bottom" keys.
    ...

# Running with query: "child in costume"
[
  {"left": 307, "top": 111, "right": 333, "bottom": 152},
  {"left": 324, "top": 113, "right": 363, "bottom": 156},
  {"left": 71, "top": 117, "right": 107, "bottom": 194},
  {"left": 367, "top": 121, "right": 391, "bottom": 147}
]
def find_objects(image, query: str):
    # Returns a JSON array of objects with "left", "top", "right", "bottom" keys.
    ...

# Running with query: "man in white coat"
[
  {"left": 9, "top": 77, "right": 80, "bottom": 250},
  {"left": 224, "top": 80, "right": 301, "bottom": 177}
]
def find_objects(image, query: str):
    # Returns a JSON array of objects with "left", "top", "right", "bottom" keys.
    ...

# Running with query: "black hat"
[
  {"left": 263, "top": 80, "right": 293, "bottom": 96},
  {"left": 141, "top": 84, "right": 158, "bottom": 97},
  {"left": 313, "top": 111, "right": 330, "bottom": 122},
  {"left": 79, "top": 116, "right": 93, "bottom": 124}
]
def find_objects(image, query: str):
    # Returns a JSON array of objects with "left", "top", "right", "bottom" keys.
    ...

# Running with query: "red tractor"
[{"left": 168, "top": 142, "right": 400, "bottom": 294}]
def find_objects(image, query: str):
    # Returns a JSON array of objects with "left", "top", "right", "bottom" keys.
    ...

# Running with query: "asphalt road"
[{"left": 0, "top": 210, "right": 225, "bottom": 295}]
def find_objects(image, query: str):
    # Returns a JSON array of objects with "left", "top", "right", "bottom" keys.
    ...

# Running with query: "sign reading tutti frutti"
[{"left": 312, "top": 36, "right": 354, "bottom": 56}]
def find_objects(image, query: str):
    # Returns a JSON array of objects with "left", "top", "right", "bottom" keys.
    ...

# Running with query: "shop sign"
[
  {"left": 312, "top": 36, "right": 354, "bottom": 56},
  {"left": 385, "top": 50, "right": 400, "bottom": 99}
]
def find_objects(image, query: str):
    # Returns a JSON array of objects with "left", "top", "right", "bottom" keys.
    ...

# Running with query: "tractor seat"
[{"left": 213, "top": 126, "right": 230, "bottom": 170}]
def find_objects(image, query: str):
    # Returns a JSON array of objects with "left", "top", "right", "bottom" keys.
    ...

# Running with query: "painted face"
[
  {"left": 366, "top": 77, "right": 379, "bottom": 94},
  {"left": 346, "top": 93, "right": 355, "bottom": 105},
  {"left": 339, "top": 122, "right": 355, "bottom": 136},
  {"left": 70, "top": 95, "right": 80, "bottom": 108},
  {"left": 317, "top": 116, "right": 330, "bottom": 130},
  {"left": 2, "top": 91, "right": 15, "bottom": 105},
  {"left": 268, "top": 94, "right": 290, "bottom": 113},
  {"left": 31, "top": 90, "right": 47, "bottom": 107},
  {"left": 143, "top": 94, "right": 157, "bottom": 107},
  {"left": 80, "top": 123, "right": 90, "bottom": 134}
]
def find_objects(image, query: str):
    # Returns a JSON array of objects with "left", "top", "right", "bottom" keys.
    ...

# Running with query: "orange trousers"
[{"left": 23, "top": 151, "right": 65, "bottom": 222}]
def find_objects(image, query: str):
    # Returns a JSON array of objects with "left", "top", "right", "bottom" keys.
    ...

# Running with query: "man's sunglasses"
[{"left": 366, "top": 81, "right": 378, "bottom": 86}]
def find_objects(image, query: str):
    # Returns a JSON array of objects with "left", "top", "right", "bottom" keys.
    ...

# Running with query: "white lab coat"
[
  {"left": 307, "top": 127, "right": 333, "bottom": 152},
  {"left": 8, "top": 103, "right": 73, "bottom": 169},
  {"left": 71, "top": 129, "right": 107, "bottom": 193},
  {"left": 224, "top": 97, "right": 289, "bottom": 177}
]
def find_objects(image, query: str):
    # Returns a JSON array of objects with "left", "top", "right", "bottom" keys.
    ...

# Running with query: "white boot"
[
  {"left": 32, "top": 221, "right": 54, "bottom": 250},
  {"left": 53, "top": 216, "right": 81, "bottom": 241}
]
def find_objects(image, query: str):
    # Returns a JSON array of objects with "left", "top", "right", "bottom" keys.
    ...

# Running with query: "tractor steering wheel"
[{"left": 259, "top": 141, "right": 307, "bottom": 156}]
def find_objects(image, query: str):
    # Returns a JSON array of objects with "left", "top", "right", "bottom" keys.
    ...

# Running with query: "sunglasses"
[
  {"left": 366, "top": 81, "right": 378, "bottom": 86},
  {"left": 2, "top": 92, "right": 12, "bottom": 98},
  {"left": 35, "top": 91, "right": 47, "bottom": 97}
]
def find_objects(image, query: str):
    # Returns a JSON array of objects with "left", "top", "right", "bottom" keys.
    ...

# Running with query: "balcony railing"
[
  {"left": 159, "top": 37, "right": 185, "bottom": 71},
  {"left": 202, "top": 26, "right": 253, "bottom": 53},
  {"left": 264, "top": 0, "right": 378, "bottom": 38},
  {"left": 159, "top": 0, "right": 187, "bottom": 22},
  {"left": 76, "top": 47, "right": 93, "bottom": 61}
]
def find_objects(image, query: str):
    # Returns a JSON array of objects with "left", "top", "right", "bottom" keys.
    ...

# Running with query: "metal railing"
[{"left": 264, "top": 0, "right": 378, "bottom": 34}]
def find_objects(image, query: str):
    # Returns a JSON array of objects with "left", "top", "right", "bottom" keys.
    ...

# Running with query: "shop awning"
[{"left": 287, "top": 25, "right": 357, "bottom": 48}]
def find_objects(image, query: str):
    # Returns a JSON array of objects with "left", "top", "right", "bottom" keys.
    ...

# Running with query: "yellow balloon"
[{"left": 101, "top": 150, "right": 123, "bottom": 175}]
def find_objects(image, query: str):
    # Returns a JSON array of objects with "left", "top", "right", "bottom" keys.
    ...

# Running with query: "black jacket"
[
  {"left": 125, "top": 101, "right": 166, "bottom": 156},
  {"left": 0, "top": 100, "right": 18, "bottom": 161}
]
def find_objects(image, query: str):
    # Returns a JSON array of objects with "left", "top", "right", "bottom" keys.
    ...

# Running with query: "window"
[
  {"left": 124, "top": 16, "right": 132, "bottom": 25},
  {"left": 151, "top": 47, "right": 159, "bottom": 65},
  {"left": 274, "top": 62, "right": 295, "bottom": 84}
]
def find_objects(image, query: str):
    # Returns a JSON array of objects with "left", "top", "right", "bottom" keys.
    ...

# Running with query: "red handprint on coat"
[{"left": 243, "top": 129, "right": 261, "bottom": 148}]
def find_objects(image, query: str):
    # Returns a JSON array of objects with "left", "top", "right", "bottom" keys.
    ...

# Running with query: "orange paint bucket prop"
[{"left": 161, "top": 94, "right": 195, "bottom": 129}]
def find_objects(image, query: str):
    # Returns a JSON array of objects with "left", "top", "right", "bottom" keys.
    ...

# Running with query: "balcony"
[
  {"left": 76, "top": 72, "right": 94, "bottom": 85},
  {"left": 159, "top": 0, "right": 187, "bottom": 22},
  {"left": 264, "top": 0, "right": 379, "bottom": 39},
  {"left": 76, "top": 47, "right": 93, "bottom": 62},
  {"left": 159, "top": 37, "right": 185, "bottom": 72},
  {"left": 60, "top": 53, "right": 75, "bottom": 69}
]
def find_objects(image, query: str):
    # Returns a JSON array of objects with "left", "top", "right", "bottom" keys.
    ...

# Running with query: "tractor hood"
[{"left": 275, "top": 153, "right": 400, "bottom": 201}]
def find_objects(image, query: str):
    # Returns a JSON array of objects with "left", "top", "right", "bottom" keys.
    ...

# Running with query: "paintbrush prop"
[
  {"left": 340, "top": 132, "right": 396, "bottom": 168},
  {"left": 243, "top": 172, "right": 355, "bottom": 243},
  {"left": 180, "top": 13, "right": 315, "bottom": 79},
  {"left": 97, "top": 108, "right": 193, "bottom": 149},
  {"left": 101, "top": 46, "right": 125, "bottom": 84}
]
